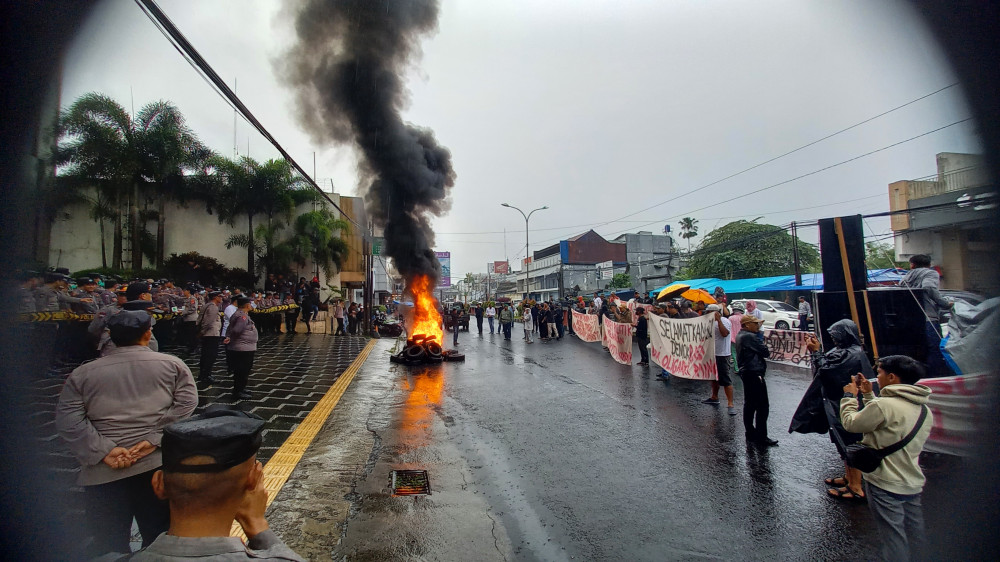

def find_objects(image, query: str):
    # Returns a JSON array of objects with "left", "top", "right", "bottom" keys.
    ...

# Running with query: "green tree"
[
  {"left": 609, "top": 272, "right": 632, "bottom": 289},
  {"left": 206, "top": 156, "right": 315, "bottom": 281},
  {"left": 864, "top": 240, "right": 907, "bottom": 269},
  {"left": 679, "top": 217, "right": 699, "bottom": 252},
  {"left": 281, "top": 209, "right": 351, "bottom": 279},
  {"left": 681, "top": 219, "right": 820, "bottom": 279},
  {"left": 57, "top": 93, "right": 208, "bottom": 270}
]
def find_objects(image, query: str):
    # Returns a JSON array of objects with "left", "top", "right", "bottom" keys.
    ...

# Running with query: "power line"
[
  {"left": 570, "top": 82, "right": 962, "bottom": 234},
  {"left": 134, "top": 0, "right": 364, "bottom": 233}
]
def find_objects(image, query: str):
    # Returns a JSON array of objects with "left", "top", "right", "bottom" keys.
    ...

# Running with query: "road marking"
[{"left": 231, "top": 338, "right": 377, "bottom": 539}]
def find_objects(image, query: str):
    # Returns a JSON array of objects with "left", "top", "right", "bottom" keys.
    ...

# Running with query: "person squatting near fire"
[
  {"left": 789, "top": 319, "right": 876, "bottom": 501},
  {"left": 55, "top": 309, "right": 198, "bottom": 558},
  {"left": 132, "top": 408, "right": 305, "bottom": 561},
  {"left": 840, "top": 355, "right": 933, "bottom": 562}
]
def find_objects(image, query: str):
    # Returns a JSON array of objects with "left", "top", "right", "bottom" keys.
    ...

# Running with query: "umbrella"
[
  {"left": 678, "top": 288, "right": 717, "bottom": 304},
  {"left": 656, "top": 283, "right": 690, "bottom": 301}
]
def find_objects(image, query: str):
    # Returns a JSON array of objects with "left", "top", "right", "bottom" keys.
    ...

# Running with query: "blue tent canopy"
[{"left": 651, "top": 269, "right": 905, "bottom": 297}]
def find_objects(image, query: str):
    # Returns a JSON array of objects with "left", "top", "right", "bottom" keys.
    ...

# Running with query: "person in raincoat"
[{"left": 790, "top": 319, "right": 875, "bottom": 501}]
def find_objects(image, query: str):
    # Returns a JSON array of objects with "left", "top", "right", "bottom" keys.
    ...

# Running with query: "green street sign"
[{"left": 372, "top": 237, "right": 384, "bottom": 256}]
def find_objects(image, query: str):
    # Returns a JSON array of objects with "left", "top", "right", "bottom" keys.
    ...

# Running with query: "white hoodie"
[{"left": 840, "top": 383, "right": 933, "bottom": 495}]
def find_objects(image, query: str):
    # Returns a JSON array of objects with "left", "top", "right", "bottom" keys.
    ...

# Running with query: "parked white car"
[{"left": 730, "top": 299, "right": 802, "bottom": 330}]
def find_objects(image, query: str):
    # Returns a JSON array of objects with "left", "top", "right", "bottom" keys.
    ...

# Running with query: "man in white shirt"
[
  {"left": 702, "top": 304, "right": 737, "bottom": 415},
  {"left": 485, "top": 304, "right": 496, "bottom": 333}
]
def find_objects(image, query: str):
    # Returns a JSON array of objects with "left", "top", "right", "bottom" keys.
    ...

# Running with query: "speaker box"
[
  {"left": 819, "top": 215, "right": 867, "bottom": 292},
  {"left": 815, "top": 288, "right": 928, "bottom": 363}
]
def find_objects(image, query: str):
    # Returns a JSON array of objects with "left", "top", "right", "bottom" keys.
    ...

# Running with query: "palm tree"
[
  {"left": 207, "top": 156, "right": 315, "bottom": 281},
  {"left": 57, "top": 92, "right": 208, "bottom": 270},
  {"left": 679, "top": 217, "right": 699, "bottom": 253},
  {"left": 283, "top": 209, "right": 351, "bottom": 279}
]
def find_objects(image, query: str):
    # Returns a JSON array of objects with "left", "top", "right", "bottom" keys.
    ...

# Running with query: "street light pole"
[{"left": 501, "top": 203, "right": 548, "bottom": 301}]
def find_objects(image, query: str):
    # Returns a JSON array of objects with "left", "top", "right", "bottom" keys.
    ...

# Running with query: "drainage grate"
[{"left": 391, "top": 470, "right": 431, "bottom": 496}]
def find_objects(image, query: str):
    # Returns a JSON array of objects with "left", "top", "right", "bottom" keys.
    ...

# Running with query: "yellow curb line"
[{"left": 231, "top": 338, "right": 378, "bottom": 539}]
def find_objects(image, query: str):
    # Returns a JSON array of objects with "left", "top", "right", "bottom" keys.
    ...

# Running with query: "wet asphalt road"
[{"left": 442, "top": 328, "right": 881, "bottom": 560}]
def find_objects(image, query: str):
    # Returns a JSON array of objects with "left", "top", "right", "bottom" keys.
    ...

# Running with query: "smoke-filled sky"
[{"left": 62, "top": 0, "right": 979, "bottom": 283}]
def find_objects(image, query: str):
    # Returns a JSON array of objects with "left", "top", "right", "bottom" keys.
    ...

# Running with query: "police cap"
[
  {"left": 125, "top": 282, "right": 151, "bottom": 301},
  {"left": 161, "top": 408, "right": 265, "bottom": 473},
  {"left": 76, "top": 277, "right": 95, "bottom": 286},
  {"left": 123, "top": 300, "right": 156, "bottom": 311},
  {"left": 107, "top": 310, "right": 152, "bottom": 344}
]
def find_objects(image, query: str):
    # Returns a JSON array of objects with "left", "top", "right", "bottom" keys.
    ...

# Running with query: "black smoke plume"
[{"left": 282, "top": 0, "right": 455, "bottom": 285}]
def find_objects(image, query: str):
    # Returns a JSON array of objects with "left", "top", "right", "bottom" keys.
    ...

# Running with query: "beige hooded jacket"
[{"left": 840, "top": 383, "right": 933, "bottom": 495}]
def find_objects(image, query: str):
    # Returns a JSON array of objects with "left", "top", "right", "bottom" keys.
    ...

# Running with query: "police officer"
[
  {"left": 133, "top": 409, "right": 304, "bottom": 561},
  {"left": 56, "top": 310, "right": 197, "bottom": 558},
  {"left": 35, "top": 271, "right": 91, "bottom": 312},
  {"left": 198, "top": 291, "right": 224, "bottom": 385},
  {"left": 72, "top": 277, "right": 102, "bottom": 314}
]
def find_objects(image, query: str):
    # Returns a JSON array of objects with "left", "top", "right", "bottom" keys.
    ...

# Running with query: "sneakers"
[
  {"left": 728, "top": 406, "right": 737, "bottom": 415},
  {"left": 702, "top": 397, "right": 720, "bottom": 405}
]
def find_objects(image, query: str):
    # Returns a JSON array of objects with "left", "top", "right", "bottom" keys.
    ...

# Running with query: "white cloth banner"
[
  {"left": 603, "top": 318, "right": 633, "bottom": 365},
  {"left": 648, "top": 314, "right": 718, "bottom": 380},
  {"left": 626, "top": 301, "right": 655, "bottom": 326},
  {"left": 921, "top": 372, "right": 993, "bottom": 457},
  {"left": 572, "top": 310, "right": 601, "bottom": 342},
  {"left": 761, "top": 329, "right": 813, "bottom": 369}
]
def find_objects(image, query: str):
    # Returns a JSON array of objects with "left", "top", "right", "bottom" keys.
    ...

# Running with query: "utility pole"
[{"left": 791, "top": 221, "right": 802, "bottom": 286}]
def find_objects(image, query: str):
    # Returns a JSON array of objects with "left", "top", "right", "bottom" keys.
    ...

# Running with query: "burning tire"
[
  {"left": 426, "top": 341, "right": 443, "bottom": 358},
  {"left": 405, "top": 344, "right": 426, "bottom": 361}
]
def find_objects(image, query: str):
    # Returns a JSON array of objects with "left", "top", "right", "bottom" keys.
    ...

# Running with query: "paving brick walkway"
[{"left": 27, "top": 330, "right": 368, "bottom": 555}]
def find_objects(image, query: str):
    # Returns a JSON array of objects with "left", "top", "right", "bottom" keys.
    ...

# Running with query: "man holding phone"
[{"left": 840, "top": 355, "right": 933, "bottom": 562}]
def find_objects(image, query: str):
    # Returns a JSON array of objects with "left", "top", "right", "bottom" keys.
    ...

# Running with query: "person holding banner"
[
  {"left": 634, "top": 307, "right": 649, "bottom": 366},
  {"left": 702, "top": 304, "right": 737, "bottom": 415},
  {"left": 737, "top": 315, "right": 778, "bottom": 446}
]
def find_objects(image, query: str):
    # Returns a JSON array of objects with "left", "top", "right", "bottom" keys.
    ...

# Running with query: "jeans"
[
  {"left": 923, "top": 321, "right": 953, "bottom": 377},
  {"left": 503, "top": 322, "right": 512, "bottom": 340},
  {"left": 798, "top": 314, "right": 809, "bottom": 331},
  {"left": 741, "top": 370, "right": 769, "bottom": 440},
  {"left": 864, "top": 481, "right": 927, "bottom": 561},
  {"left": 84, "top": 469, "right": 169, "bottom": 558},
  {"left": 488, "top": 316, "right": 495, "bottom": 333}
]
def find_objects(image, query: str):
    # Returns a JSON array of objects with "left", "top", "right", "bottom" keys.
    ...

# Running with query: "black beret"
[
  {"left": 76, "top": 277, "right": 95, "bottom": 285},
  {"left": 107, "top": 310, "right": 152, "bottom": 342},
  {"left": 44, "top": 271, "right": 68, "bottom": 283},
  {"left": 87, "top": 272, "right": 103, "bottom": 278},
  {"left": 208, "top": 291, "right": 222, "bottom": 299},
  {"left": 236, "top": 296, "right": 253, "bottom": 306},
  {"left": 161, "top": 408, "right": 265, "bottom": 473},
  {"left": 125, "top": 282, "right": 151, "bottom": 301},
  {"left": 54, "top": 267, "right": 70, "bottom": 275}
]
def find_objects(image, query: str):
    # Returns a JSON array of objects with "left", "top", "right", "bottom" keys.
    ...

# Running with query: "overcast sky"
[{"left": 62, "top": 0, "right": 980, "bottom": 282}]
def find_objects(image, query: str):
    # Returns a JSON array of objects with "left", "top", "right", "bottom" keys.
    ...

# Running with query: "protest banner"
[
  {"left": 922, "top": 371, "right": 993, "bottom": 457},
  {"left": 761, "top": 329, "right": 813, "bottom": 369},
  {"left": 626, "top": 301, "right": 655, "bottom": 326},
  {"left": 648, "top": 314, "right": 717, "bottom": 380},
  {"left": 603, "top": 318, "right": 633, "bottom": 365},
  {"left": 572, "top": 310, "right": 601, "bottom": 342}
]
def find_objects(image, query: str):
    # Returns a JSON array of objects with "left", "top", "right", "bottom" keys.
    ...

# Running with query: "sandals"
[
  {"left": 827, "top": 486, "right": 866, "bottom": 502},
  {"left": 824, "top": 476, "right": 847, "bottom": 487}
]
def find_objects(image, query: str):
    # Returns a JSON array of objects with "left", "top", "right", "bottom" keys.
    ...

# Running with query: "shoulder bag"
[{"left": 846, "top": 405, "right": 929, "bottom": 473}]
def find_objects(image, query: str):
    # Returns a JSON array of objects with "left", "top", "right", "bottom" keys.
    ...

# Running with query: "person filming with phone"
[{"left": 840, "top": 355, "right": 933, "bottom": 562}]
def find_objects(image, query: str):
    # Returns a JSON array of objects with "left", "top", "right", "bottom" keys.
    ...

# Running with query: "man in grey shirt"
[
  {"left": 56, "top": 310, "right": 198, "bottom": 558},
  {"left": 133, "top": 409, "right": 304, "bottom": 561}
]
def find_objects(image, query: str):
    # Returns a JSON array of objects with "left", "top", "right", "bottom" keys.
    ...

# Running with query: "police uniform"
[
  {"left": 55, "top": 310, "right": 197, "bottom": 558},
  {"left": 131, "top": 410, "right": 305, "bottom": 561}
]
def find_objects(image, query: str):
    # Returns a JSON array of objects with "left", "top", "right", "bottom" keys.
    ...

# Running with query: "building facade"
[{"left": 889, "top": 152, "right": 997, "bottom": 294}]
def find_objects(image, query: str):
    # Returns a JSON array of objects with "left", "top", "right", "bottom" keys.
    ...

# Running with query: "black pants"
[
  {"left": 335, "top": 317, "right": 345, "bottom": 335},
  {"left": 84, "top": 469, "right": 168, "bottom": 558},
  {"left": 741, "top": 370, "right": 770, "bottom": 440},
  {"left": 502, "top": 322, "right": 512, "bottom": 340},
  {"left": 476, "top": 316, "right": 483, "bottom": 334},
  {"left": 798, "top": 314, "right": 809, "bottom": 331},
  {"left": 285, "top": 311, "right": 298, "bottom": 333},
  {"left": 181, "top": 321, "right": 198, "bottom": 351},
  {"left": 637, "top": 336, "right": 650, "bottom": 363},
  {"left": 199, "top": 336, "right": 222, "bottom": 381},
  {"left": 228, "top": 349, "right": 255, "bottom": 394}
]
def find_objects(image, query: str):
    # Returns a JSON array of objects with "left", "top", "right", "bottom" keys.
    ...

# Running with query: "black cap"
[
  {"left": 107, "top": 310, "right": 152, "bottom": 344},
  {"left": 76, "top": 277, "right": 95, "bottom": 286},
  {"left": 208, "top": 291, "right": 222, "bottom": 300},
  {"left": 44, "top": 271, "right": 68, "bottom": 283},
  {"left": 161, "top": 408, "right": 265, "bottom": 473},
  {"left": 54, "top": 267, "right": 70, "bottom": 276},
  {"left": 236, "top": 296, "right": 252, "bottom": 306},
  {"left": 123, "top": 300, "right": 156, "bottom": 311},
  {"left": 125, "top": 282, "right": 151, "bottom": 301},
  {"left": 87, "top": 272, "right": 103, "bottom": 279}
]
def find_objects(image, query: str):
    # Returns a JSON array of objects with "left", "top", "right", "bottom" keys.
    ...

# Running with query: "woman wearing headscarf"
[
  {"left": 745, "top": 299, "right": 763, "bottom": 321},
  {"left": 790, "top": 319, "right": 875, "bottom": 501}
]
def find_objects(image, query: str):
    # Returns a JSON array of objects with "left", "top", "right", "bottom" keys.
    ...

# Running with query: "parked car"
[{"left": 730, "top": 299, "right": 803, "bottom": 330}]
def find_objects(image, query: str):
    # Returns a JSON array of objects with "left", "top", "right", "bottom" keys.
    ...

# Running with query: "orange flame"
[{"left": 407, "top": 274, "right": 443, "bottom": 341}]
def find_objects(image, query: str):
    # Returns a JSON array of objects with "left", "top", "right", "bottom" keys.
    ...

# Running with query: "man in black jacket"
[
  {"left": 634, "top": 307, "right": 649, "bottom": 366},
  {"left": 736, "top": 315, "right": 777, "bottom": 446}
]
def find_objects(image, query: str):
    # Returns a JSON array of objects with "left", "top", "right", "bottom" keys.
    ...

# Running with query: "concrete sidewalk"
[{"left": 268, "top": 338, "right": 512, "bottom": 561}]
